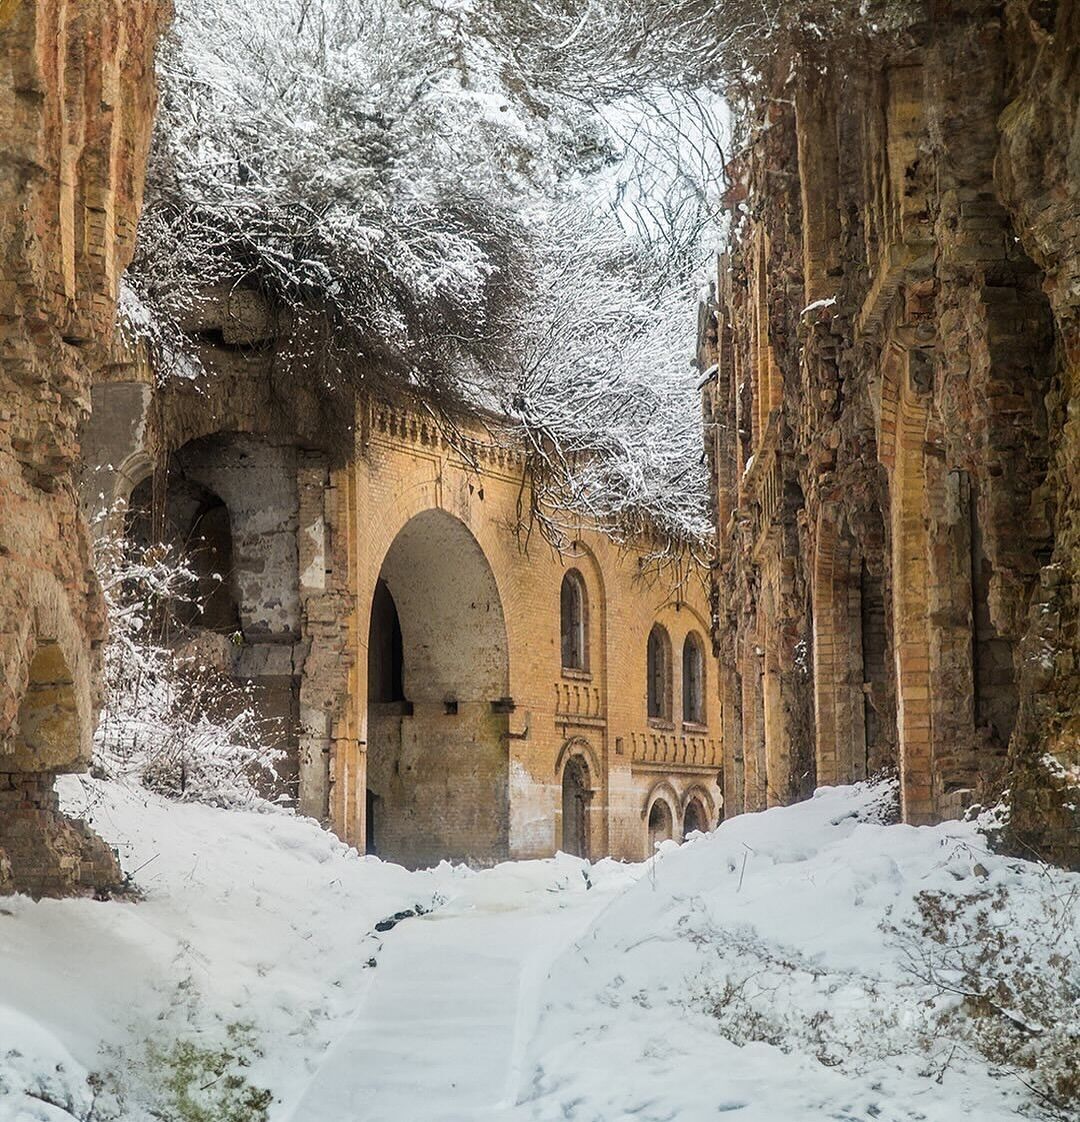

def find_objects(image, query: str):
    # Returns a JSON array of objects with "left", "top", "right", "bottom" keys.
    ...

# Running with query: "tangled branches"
[{"left": 94, "top": 532, "right": 283, "bottom": 807}]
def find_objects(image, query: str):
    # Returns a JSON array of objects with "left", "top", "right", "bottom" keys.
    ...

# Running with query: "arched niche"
[
  {"left": 682, "top": 797, "right": 709, "bottom": 839},
  {"left": 644, "top": 781, "right": 679, "bottom": 854}
]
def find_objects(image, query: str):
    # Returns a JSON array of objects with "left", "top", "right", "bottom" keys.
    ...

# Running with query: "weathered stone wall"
[
  {"left": 79, "top": 293, "right": 357, "bottom": 817},
  {"left": 0, "top": 0, "right": 166, "bottom": 894},
  {"left": 706, "top": 0, "right": 1080, "bottom": 864}
]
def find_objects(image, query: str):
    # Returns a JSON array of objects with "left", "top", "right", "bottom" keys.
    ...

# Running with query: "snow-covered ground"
[{"left": 1, "top": 779, "right": 1076, "bottom": 1121}]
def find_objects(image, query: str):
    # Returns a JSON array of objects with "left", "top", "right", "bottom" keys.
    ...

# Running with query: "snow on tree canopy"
[{"left": 127, "top": 0, "right": 724, "bottom": 545}]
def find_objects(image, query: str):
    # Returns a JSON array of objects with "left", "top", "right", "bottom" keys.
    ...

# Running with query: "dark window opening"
[
  {"left": 648, "top": 798, "right": 673, "bottom": 849},
  {"left": 683, "top": 800, "right": 707, "bottom": 838},
  {"left": 560, "top": 570, "right": 587, "bottom": 671},
  {"left": 647, "top": 624, "right": 672, "bottom": 721},
  {"left": 368, "top": 579, "right": 405, "bottom": 704},
  {"left": 682, "top": 633, "right": 706, "bottom": 724},
  {"left": 860, "top": 558, "right": 889, "bottom": 766},
  {"left": 185, "top": 497, "right": 241, "bottom": 633}
]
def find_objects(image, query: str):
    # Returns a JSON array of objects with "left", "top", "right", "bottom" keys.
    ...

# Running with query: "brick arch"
[
  {"left": 812, "top": 503, "right": 867, "bottom": 786},
  {"left": 554, "top": 735, "right": 601, "bottom": 782},
  {"left": 5, "top": 574, "right": 95, "bottom": 774},
  {"left": 364, "top": 506, "right": 511, "bottom": 867},
  {"left": 111, "top": 449, "right": 154, "bottom": 514},
  {"left": 563, "top": 539, "right": 607, "bottom": 608},
  {"left": 361, "top": 477, "right": 514, "bottom": 647},
  {"left": 652, "top": 599, "right": 712, "bottom": 640}
]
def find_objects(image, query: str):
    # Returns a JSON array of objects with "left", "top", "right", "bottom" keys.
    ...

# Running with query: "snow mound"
[
  {"left": 514, "top": 782, "right": 1079, "bottom": 1121},
  {"left": 1, "top": 779, "right": 1075, "bottom": 1121}
]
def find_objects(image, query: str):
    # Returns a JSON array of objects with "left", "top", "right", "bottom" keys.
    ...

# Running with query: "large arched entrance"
[{"left": 366, "top": 509, "right": 510, "bottom": 867}]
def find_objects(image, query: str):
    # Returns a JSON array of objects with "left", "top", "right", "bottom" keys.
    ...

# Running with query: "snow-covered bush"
[
  {"left": 887, "top": 882, "right": 1080, "bottom": 1119},
  {"left": 94, "top": 533, "right": 283, "bottom": 807},
  {"left": 127, "top": 0, "right": 724, "bottom": 545}
]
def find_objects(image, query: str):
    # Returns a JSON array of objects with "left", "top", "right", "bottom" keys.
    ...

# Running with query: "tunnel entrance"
[{"left": 366, "top": 509, "right": 510, "bottom": 867}]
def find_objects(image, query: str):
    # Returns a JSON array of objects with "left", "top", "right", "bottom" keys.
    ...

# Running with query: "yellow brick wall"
[{"left": 330, "top": 398, "right": 723, "bottom": 864}]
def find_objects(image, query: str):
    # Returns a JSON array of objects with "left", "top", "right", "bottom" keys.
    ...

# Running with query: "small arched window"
[
  {"left": 560, "top": 569, "right": 588, "bottom": 671},
  {"left": 683, "top": 798, "right": 708, "bottom": 839},
  {"left": 647, "top": 624, "right": 672, "bottom": 721},
  {"left": 648, "top": 798, "right": 674, "bottom": 849},
  {"left": 682, "top": 632, "right": 706, "bottom": 725}
]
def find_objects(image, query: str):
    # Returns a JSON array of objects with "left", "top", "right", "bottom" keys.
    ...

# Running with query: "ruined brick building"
[
  {"left": 0, "top": 0, "right": 168, "bottom": 894},
  {"left": 5, "top": 0, "right": 1079, "bottom": 895},
  {"left": 702, "top": 0, "right": 1080, "bottom": 864},
  {"left": 0, "top": 0, "right": 720, "bottom": 894},
  {"left": 79, "top": 297, "right": 723, "bottom": 866}
]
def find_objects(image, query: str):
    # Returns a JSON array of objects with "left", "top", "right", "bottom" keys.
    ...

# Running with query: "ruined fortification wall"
[
  {"left": 706, "top": 0, "right": 1080, "bottom": 864},
  {"left": 0, "top": 0, "right": 166, "bottom": 894}
]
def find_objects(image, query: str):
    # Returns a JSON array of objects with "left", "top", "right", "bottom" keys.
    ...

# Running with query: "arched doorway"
[
  {"left": 682, "top": 798, "right": 708, "bottom": 839},
  {"left": 366, "top": 509, "right": 510, "bottom": 867},
  {"left": 561, "top": 755, "right": 591, "bottom": 858},
  {"left": 647, "top": 798, "right": 674, "bottom": 851},
  {"left": 812, "top": 503, "right": 895, "bottom": 789}
]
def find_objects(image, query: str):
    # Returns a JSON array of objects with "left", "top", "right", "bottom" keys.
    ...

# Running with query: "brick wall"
[{"left": 705, "top": 0, "right": 1080, "bottom": 865}]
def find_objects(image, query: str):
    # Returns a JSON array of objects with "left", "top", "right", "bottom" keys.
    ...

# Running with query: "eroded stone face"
[
  {"left": 0, "top": 0, "right": 167, "bottom": 895},
  {"left": 705, "top": 0, "right": 1080, "bottom": 866}
]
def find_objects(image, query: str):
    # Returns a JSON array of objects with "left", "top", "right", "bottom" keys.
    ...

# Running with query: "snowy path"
[
  {"left": 285, "top": 863, "right": 628, "bottom": 1122},
  {"left": 3, "top": 781, "right": 1070, "bottom": 1122}
]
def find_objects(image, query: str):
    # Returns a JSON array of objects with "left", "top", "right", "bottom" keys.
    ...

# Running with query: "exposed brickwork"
[
  {"left": 0, "top": 0, "right": 166, "bottom": 894},
  {"left": 704, "top": 0, "right": 1080, "bottom": 864},
  {"left": 79, "top": 309, "right": 724, "bottom": 864}
]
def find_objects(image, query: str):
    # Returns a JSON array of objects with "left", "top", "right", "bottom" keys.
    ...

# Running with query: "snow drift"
[{"left": 0, "top": 780, "right": 1075, "bottom": 1121}]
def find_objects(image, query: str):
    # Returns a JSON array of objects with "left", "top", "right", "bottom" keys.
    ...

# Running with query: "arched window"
[
  {"left": 647, "top": 624, "right": 672, "bottom": 721},
  {"left": 683, "top": 799, "right": 708, "bottom": 839},
  {"left": 560, "top": 569, "right": 588, "bottom": 671},
  {"left": 682, "top": 632, "right": 706, "bottom": 725},
  {"left": 648, "top": 798, "right": 673, "bottom": 850}
]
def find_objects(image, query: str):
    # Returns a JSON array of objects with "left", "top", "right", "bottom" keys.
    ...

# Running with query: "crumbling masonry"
[
  {"left": 703, "top": 0, "right": 1080, "bottom": 864},
  {"left": 0, "top": 0, "right": 167, "bottom": 894}
]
